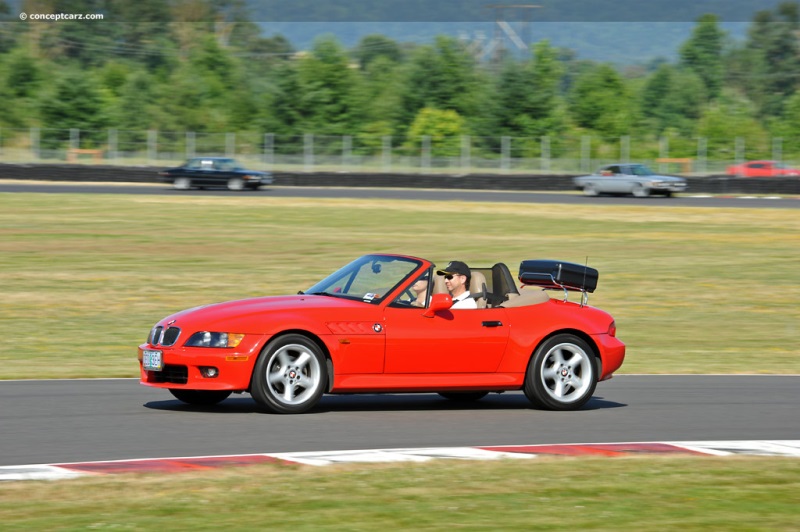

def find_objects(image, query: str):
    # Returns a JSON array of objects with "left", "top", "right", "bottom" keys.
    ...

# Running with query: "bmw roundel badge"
[{"left": 373, "top": 323, "right": 383, "bottom": 333}]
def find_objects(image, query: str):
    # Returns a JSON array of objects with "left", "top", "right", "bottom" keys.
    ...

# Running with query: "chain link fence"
[{"left": 0, "top": 127, "right": 792, "bottom": 175}]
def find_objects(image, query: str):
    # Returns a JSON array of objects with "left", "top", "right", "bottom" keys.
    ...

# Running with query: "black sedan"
[{"left": 159, "top": 158, "right": 273, "bottom": 191}]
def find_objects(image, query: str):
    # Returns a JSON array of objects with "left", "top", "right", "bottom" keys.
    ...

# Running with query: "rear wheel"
[
  {"left": 524, "top": 334, "right": 597, "bottom": 411},
  {"left": 251, "top": 334, "right": 327, "bottom": 414},
  {"left": 169, "top": 389, "right": 231, "bottom": 406},
  {"left": 438, "top": 392, "right": 489, "bottom": 402},
  {"left": 582, "top": 183, "right": 599, "bottom": 197}
]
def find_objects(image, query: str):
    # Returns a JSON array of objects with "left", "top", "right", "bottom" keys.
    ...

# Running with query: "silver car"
[{"left": 574, "top": 163, "right": 688, "bottom": 198}]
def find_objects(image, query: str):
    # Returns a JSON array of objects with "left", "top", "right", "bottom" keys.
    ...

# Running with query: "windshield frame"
[{"left": 304, "top": 254, "right": 425, "bottom": 305}]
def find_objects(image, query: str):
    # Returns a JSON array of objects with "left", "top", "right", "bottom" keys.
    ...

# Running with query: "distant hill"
[{"left": 248, "top": 0, "right": 777, "bottom": 64}]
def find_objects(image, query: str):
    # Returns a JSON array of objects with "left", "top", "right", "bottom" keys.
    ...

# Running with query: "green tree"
[
  {"left": 40, "top": 71, "right": 109, "bottom": 148},
  {"left": 399, "top": 36, "right": 480, "bottom": 131},
  {"left": 355, "top": 34, "right": 402, "bottom": 70},
  {"left": 406, "top": 107, "right": 466, "bottom": 157},
  {"left": 640, "top": 64, "right": 706, "bottom": 134},
  {"left": 296, "top": 35, "right": 358, "bottom": 134},
  {"left": 679, "top": 14, "right": 725, "bottom": 99},
  {"left": 569, "top": 63, "right": 632, "bottom": 137}
]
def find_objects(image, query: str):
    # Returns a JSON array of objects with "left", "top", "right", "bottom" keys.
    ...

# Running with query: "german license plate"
[{"left": 142, "top": 350, "right": 163, "bottom": 371}]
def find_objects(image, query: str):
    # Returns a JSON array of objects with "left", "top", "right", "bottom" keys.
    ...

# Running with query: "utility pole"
[{"left": 485, "top": 4, "right": 541, "bottom": 62}]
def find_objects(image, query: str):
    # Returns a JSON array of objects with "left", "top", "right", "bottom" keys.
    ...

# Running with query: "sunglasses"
[{"left": 444, "top": 274, "right": 464, "bottom": 280}]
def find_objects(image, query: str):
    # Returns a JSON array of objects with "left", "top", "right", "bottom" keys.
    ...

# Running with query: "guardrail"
[{"left": 1, "top": 163, "right": 799, "bottom": 195}]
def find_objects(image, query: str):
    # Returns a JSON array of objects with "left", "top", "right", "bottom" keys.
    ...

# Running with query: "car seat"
[{"left": 469, "top": 270, "right": 489, "bottom": 309}]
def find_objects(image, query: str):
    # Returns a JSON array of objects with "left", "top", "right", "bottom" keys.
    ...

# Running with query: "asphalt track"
[
  {"left": 2, "top": 183, "right": 798, "bottom": 471},
  {"left": 1, "top": 181, "right": 799, "bottom": 208},
  {"left": 1, "top": 376, "right": 798, "bottom": 467}
]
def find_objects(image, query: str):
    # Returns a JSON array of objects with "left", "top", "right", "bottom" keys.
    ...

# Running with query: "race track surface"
[
  {"left": 1, "top": 181, "right": 799, "bottom": 208},
  {"left": 1, "top": 376, "right": 798, "bottom": 467}
]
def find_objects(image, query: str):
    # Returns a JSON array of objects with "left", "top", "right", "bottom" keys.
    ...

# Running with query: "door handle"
[{"left": 482, "top": 321, "right": 503, "bottom": 327}]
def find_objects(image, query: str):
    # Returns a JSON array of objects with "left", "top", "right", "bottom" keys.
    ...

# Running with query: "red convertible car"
[{"left": 138, "top": 254, "right": 625, "bottom": 413}]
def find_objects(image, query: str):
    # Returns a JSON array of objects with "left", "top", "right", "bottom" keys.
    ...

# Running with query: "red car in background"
[
  {"left": 727, "top": 160, "right": 800, "bottom": 177},
  {"left": 138, "top": 254, "right": 625, "bottom": 413}
]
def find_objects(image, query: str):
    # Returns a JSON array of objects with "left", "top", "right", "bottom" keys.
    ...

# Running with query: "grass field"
[
  {"left": 1, "top": 456, "right": 799, "bottom": 530},
  {"left": 1, "top": 191, "right": 798, "bottom": 378},
  {"left": 2, "top": 190, "right": 798, "bottom": 528}
]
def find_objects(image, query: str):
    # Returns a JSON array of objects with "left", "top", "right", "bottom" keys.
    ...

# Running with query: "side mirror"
[{"left": 422, "top": 293, "right": 453, "bottom": 318}]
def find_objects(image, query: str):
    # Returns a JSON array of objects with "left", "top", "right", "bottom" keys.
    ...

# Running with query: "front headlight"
[{"left": 184, "top": 332, "right": 245, "bottom": 348}]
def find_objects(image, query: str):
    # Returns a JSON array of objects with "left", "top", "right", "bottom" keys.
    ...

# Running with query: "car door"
[
  {"left": 602, "top": 165, "right": 626, "bottom": 193},
  {"left": 383, "top": 306, "right": 510, "bottom": 373}
]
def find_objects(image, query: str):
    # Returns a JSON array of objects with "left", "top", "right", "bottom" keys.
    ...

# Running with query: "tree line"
[{"left": 1, "top": 0, "right": 799, "bottom": 160}]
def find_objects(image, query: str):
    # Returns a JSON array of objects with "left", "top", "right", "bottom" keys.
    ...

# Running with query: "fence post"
[
  {"left": 186, "top": 131, "right": 195, "bottom": 160},
  {"left": 263, "top": 133, "right": 274, "bottom": 168},
  {"left": 70, "top": 128, "right": 79, "bottom": 152},
  {"left": 620, "top": 135, "right": 630, "bottom": 163},
  {"left": 30, "top": 127, "right": 40, "bottom": 161},
  {"left": 581, "top": 136, "right": 591, "bottom": 173},
  {"left": 697, "top": 137, "right": 707, "bottom": 174},
  {"left": 772, "top": 137, "right": 783, "bottom": 166},
  {"left": 659, "top": 136, "right": 669, "bottom": 173},
  {"left": 734, "top": 137, "right": 745, "bottom": 176},
  {"left": 382, "top": 136, "right": 392, "bottom": 172},
  {"left": 108, "top": 128, "right": 117, "bottom": 163},
  {"left": 147, "top": 130, "right": 158, "bottom": 164},
  {"left": 225, "top": 132, "right": 235, "bottom": 158},
  {"left": 541, "top": 136, "right": 551, "bottom": 172},
  {"left": 461, "top": 135, "right": 470, "bottom": 171},
  {"left": 304, "top": 133, "right": 313, "bottom": 172},
  {"left": 422, "top": 136, "right": 431, "bottom": 172},
  {"left": 501, "top": 136, "right": 510, "bottom": 173},
  {"left": 342, "top": 135, "right": 352, "bottom": 169}
]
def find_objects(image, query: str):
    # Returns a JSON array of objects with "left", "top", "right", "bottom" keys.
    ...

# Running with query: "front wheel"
[
  {"left": 173, "top": 177, "right": 192, "bottom": 190},
  {"left": 169, "top": 389, "right": 231, "bottom": 406},
  {"left": 251, "top": 334, "right": 328, "bottom": 414},
  {"left": 523, "top": 334, "right": 597, "bottom": 411},
  {"left": 632, "top": 183, "right": 650, "bottom": 198},
  {"left": 227, "top": 178, "right": 244, "bottom": 191}
]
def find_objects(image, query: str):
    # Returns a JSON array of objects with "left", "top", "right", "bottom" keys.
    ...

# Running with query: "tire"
[
  {"left": 631, "top": 183, "right": 650, "bottom": 198},
  {"left": 173, "top": 177, "right": 192, "bottom": 190},
  {"left": 227, "top": 178, "right": 244, "bottom": 191},
  {"left": 523, "top": 334, "right": 598, "bottom": 411},
  {"left": 438, "top": 392, "right": 489, "bottom": 402},
  {"left": 583, "top": 183, "right": 599, "bottom": 197},
  {"left": 169, "top": 389, "right": 231, "bottom": 406},
  {"left": 251, "top": 334, "right": 327, "bottom": 414}
]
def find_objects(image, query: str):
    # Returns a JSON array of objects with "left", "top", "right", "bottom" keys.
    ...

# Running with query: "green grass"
[
  {"left": 1, "top": 456, "right": 799, "bottom": 530},
  {"left": 1, "top": 192, "right": 799, "bottom": 378}
]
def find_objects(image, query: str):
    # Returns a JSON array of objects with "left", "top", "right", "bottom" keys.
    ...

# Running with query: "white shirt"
[{"left": 451, "top": 291, "right": 478, "bottom": 309}]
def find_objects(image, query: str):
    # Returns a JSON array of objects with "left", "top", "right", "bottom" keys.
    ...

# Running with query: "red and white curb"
[{"left": 2, "top": 441, "right": 799, "bottom": 482}]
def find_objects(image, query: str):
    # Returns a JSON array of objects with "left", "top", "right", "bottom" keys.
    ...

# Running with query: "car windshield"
[
  {"left": 305, "top": 255, "right": 422, "bottom": 304},
  {"left": 629, "top": 165, "right": 654, "bottom": 176}
]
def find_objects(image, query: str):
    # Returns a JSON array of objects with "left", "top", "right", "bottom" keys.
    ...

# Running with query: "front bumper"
[{"left": 137, "top": 334, "right": 266, "bottom": 391}]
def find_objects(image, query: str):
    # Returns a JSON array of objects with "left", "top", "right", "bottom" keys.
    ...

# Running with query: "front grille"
[
  {"left": 161, "top": 327, "right": 181, "bottom": 346},
  {"left": 149, "top": 326, "right": 163, "bottom": 345},
  {"left": 149, "top": 364, "right": 188, "bottom": 384},
  {"left": 148, "top": 326, "right": 181, "bottom": 346}
]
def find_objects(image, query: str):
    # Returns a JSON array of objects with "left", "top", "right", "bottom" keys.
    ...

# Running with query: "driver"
[{"left": 436, "top": 261, "right": 477, "bottom": 309}]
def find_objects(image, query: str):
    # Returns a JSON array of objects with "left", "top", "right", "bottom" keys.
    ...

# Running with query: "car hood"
[{"left": 159, "top": 294, "right": 376, "bottom": 333}]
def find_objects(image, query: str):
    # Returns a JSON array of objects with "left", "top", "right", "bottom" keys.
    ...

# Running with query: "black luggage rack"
[{"left": 518, "top": 260, "right": 599, "bottom": 307}]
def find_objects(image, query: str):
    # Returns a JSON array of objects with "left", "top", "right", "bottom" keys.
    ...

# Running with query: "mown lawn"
[
  {"left": 1, "top": 456, "right": 799, "bottom": 530},
  {"left": 0, "top": 192, "right": 798, "bottom": 378}
]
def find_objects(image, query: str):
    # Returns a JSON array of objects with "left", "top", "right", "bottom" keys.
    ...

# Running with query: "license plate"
[{"left": 142, "top": 350, "right": 163, "bottom": 371}]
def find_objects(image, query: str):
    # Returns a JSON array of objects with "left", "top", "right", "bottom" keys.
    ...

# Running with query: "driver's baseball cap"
[{"left": 436, "top": 261, "right": 471, "bottom": 279}]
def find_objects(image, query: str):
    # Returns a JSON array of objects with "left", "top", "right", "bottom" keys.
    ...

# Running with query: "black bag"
[{"left": 518, "top": 260, "right": 599, "bottom": 293}]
